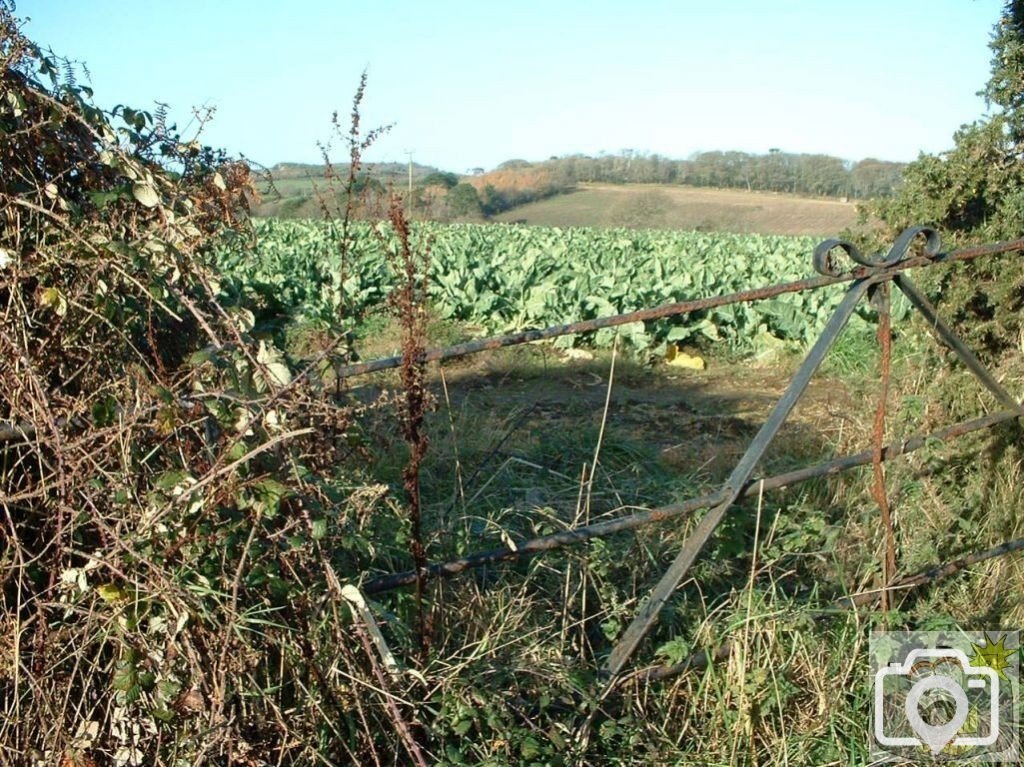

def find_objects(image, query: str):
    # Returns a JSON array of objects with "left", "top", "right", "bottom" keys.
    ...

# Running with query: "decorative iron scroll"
[{"left": 813, "top": 225, "right": 942, "bottom": 277}]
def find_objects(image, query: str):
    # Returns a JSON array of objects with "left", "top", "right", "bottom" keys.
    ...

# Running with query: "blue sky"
[{"left": 15, "top": 1, "right": 1006, "bottom": 172}]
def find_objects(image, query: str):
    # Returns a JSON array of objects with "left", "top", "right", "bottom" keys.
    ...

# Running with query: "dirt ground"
[{"left": 352, "top": 346, "right": 860, "bottom": 498}]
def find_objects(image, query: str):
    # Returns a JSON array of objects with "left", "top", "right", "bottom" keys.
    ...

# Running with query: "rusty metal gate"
[{"left": 339, "top": 225, "right": 1024, "bottom": 680}]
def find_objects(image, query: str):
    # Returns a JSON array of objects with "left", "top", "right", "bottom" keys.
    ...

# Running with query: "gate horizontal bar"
[
  {"left": 336, "top": 238, "right": 1024, "bottom": 381},
  {"left": 635, "top": 535, "right": 1024, "bottom": 684},
  {"left": 361, "top": 408, "right": 1021, "bottom": 595}
]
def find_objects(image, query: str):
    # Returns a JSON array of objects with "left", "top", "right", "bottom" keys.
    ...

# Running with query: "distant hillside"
[
  {"left": 464, "top": 166, "right": 574, "bottom": 215},
  {"left": 521, "top": 151, "right": 904, "bottom": 199},
  {"left": 251, "top": 149, "right": 902, "bottom": 223},
  {"left": 493, "top": 183, "right": 861, "bottom": 236},
  {"left": 262, "top": 161, "right": 442, "bottom": 183},
  {"left": 252, "top": 161, "right": 447, "bottom": 218}
]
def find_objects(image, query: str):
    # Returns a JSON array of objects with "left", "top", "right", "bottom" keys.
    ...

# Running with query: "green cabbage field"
[{"left": 215, "top": 219, "right": 878, "bottom": 353}]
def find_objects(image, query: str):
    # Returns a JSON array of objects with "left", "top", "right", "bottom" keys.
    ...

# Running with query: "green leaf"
[
  {"left": 226, "top": 440, "right": 248, "bottom": 462},
  {"left": 154, "top": 470, "right": 191, "bottom": 491},
  {"left": 112, "top": 656, "right": 139, "bottom": 693},
  {"left": 39, "top": 286, "right": 68, "bottom": 317},
  {"left": 157, "top": 679, "right": 181, "bottom": 701},
  {"left": 87, "top": 189, "right": 127, "bottom": 209},
  {"left": 132, "top": 182, "right": 160, "bottom": 208},
  {"left": 188, "top": 346, "right": 221, "bottom": 368},
  {"left": 254, "top": 478, "right": 290, "bottom": 517},
  {"left": 256, "top": 340, "right": 292, "bottom": 387},
  {"left": 519, "top": 736, "right": 541, "bottom": 759},
  {"left": 96, "top": 583, "right": 129, "bottom": 603},
  {"left": 654, "top": 636, "right": 692, "bottom": 665},
  {"left": 90, "top": 396, "right": 118, "bottom": 427}
]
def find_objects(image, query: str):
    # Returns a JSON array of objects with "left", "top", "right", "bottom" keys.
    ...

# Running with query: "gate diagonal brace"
[
  {"left": 602, "top": 226, "right": 1024, "bottom": 679},
  {"left": 893, "top": 273, "right": 1021, "bottom": 412},
  {"left": 361, "top": 408, "right": 1021, "bottom": 595},
  {"left": 344, "top": 228, "right": 1024, "bottom": 681}
]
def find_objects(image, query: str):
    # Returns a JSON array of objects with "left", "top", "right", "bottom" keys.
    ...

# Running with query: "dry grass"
[{"left": 343, "top": 312, "right": 1023, "bottom": 764}]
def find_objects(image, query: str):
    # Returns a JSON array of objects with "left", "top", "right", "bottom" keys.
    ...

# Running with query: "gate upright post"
[{"left": 868, "top": 281, "right": 897, "bottom": 611}]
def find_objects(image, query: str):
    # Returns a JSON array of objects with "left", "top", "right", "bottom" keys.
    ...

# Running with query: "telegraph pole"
[{"left": 404, "top": 149, "right": 414, "bottom": 216}]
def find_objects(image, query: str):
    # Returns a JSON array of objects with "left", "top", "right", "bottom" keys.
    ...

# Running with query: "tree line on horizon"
[
  {"left": 504, "top": 149, "right": 905, "bottom": 199},
  {"left": 256, "top": 148, "right": 905, "bottom": 219},
  {"left": 419, "top": 149, "right": 906, "bottom": 219},
  {"left": 270, "top": 149, "right": 905, "bottom": 199}
]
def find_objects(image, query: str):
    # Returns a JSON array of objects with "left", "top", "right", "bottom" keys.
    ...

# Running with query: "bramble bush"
[{"left": 0, "top": 5, "right": 429, "bottom": 764}]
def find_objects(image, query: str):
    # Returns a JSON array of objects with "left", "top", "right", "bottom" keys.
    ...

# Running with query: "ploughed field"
[{"left": 493, "top": 182, "right": 861, "bottom": 235}]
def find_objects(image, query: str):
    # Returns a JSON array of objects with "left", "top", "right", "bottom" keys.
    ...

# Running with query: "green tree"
[
  {"left": 422, "top": 170, "right": 459, "bottom": 189},
  {"left": 448, "top": 182, "right": 482, "bottom": 215},
  {"left": 479, "top": 183, "right": 509, "bottom": 215},
  {"left": 796, "top": 154, "right": 849, "bottom": 197},
  {"left": 869, "top": 0, "right": 1024, "bottom": 359},
  {"left": 850, "top": 158, "right": 904, "bottom": 198},
  {"left": 873, "top": 1, "right": 1024, "bottom": 241},
  {"left": 984, "top": 1, "right": 1024, "bottom": 146}
]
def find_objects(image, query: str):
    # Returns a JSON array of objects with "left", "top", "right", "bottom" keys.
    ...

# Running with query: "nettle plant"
[{"left": 0, "top": 6, "right": 416, "bottom": 764}]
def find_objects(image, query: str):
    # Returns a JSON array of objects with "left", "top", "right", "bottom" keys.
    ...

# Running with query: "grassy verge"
[{"left": 318, "top": 300, "right": 1022, "bottom": 765}]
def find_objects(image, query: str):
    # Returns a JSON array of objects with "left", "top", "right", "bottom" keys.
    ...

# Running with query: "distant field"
[
  {"left": 494, "top": 183, "right": 861, "bottom": 236},
  {"left": 251, "top": 170, "right": 865, "bottom": 236}
]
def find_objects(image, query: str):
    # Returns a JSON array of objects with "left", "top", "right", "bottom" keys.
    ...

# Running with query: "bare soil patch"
[
  {"left": 495, "top": 182, "right": 861, "bottom": 235},
  {"left": 354, "top": 347, "right": 856, "bottom": 500}
]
